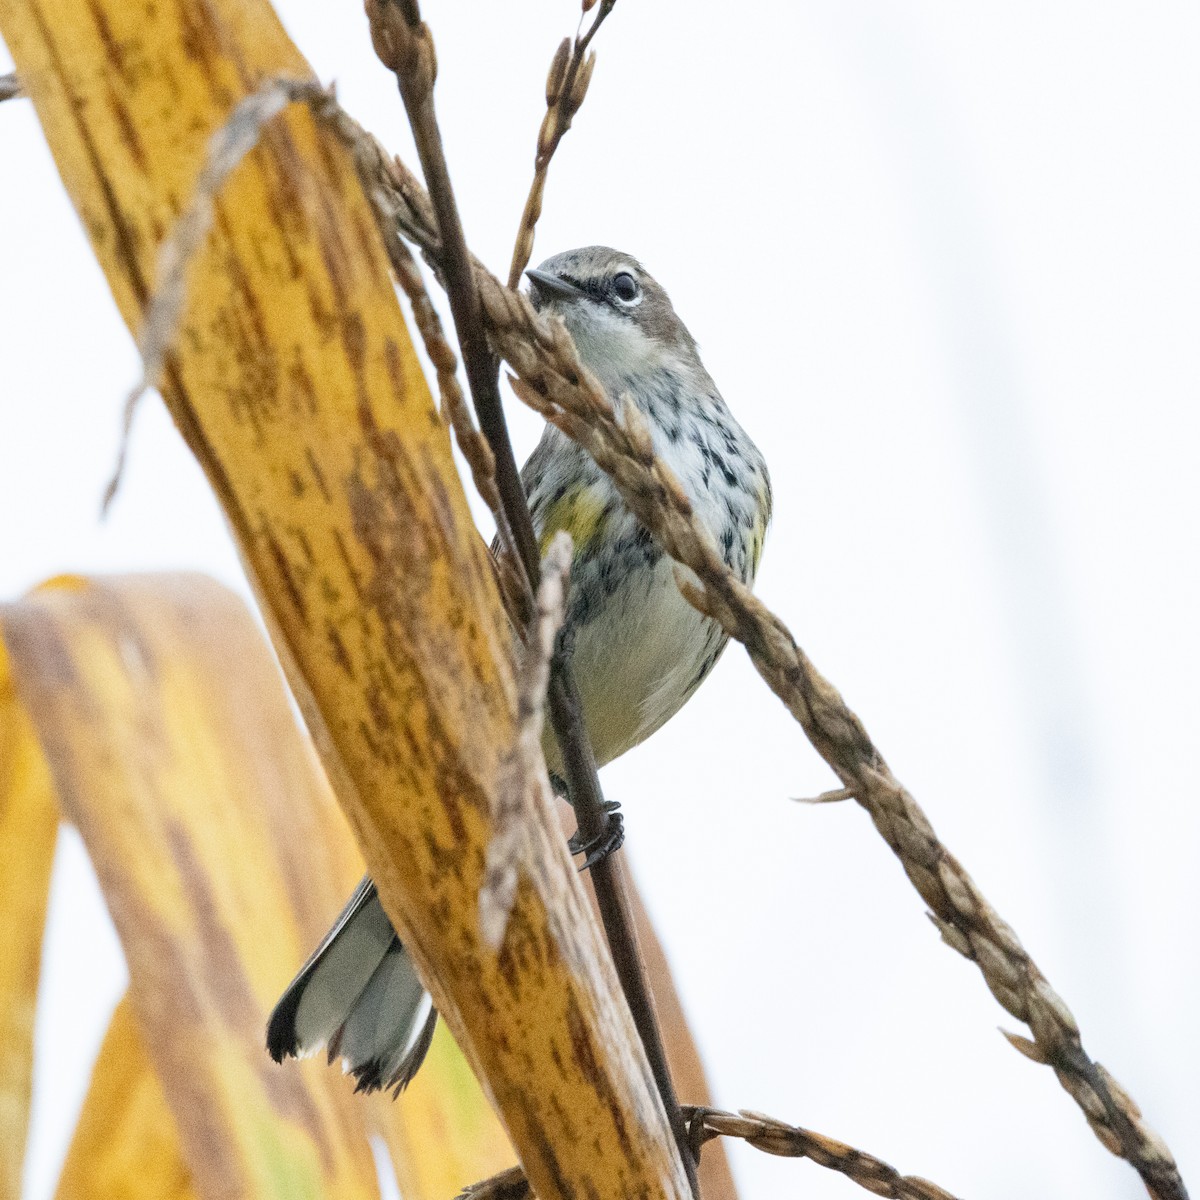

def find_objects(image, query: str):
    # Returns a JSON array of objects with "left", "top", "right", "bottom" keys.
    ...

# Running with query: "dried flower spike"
[{"left": 546, "top": 37, "right": 571, "bottom": 104}]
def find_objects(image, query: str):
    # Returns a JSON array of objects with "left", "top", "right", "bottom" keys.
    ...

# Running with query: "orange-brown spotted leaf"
[{"left": 1, "top": 0, "right": 693, "bottom": 1187}]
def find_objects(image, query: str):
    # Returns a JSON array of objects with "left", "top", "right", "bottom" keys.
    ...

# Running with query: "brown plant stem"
[
  {"left": 480, "top": 533, "right": 572, "bottom": 947},
  {"left": 457, "top": 1107, "right": 963, "bottom": 1200},
  {"left": 362, "top": 3, "right": 698, "bottom": 1192},
  {"left": 0, "top": 72, "right": 21, "bottom": 101},
  {"left": 366, "top": 0, "right": 536, "bottom": 574},
  {"left": 385, "top": 232, "right": 530, "bottom": 624},
  {"left": 682, "top": 1108, "right": 961, "bottom": 1200},
  {"left": 544, "top": 672, "right": 698, "bottom": 1194}
]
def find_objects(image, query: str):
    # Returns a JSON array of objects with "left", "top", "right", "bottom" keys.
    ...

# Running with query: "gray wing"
[{"left": 266, "top": 876, "right": 437, "bottom": 1096}]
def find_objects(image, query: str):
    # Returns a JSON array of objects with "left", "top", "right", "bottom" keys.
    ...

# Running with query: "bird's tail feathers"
[{"left": 266, "top": 876, "right": 437, "bottom": 1096}]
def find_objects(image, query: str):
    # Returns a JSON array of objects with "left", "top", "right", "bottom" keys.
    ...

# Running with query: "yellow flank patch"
[
  {"left": 749, "top": 503, "right": 769, "bottom": 575},
  {"left": 538, "top": 486, "right": 609, "bottom": 556}
]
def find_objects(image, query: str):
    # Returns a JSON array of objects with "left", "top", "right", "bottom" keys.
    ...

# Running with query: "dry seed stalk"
[
  {"left": 506, "top": 0, "right": 617, "bottom": 289},
  {"left": 492, "top": 300, "right": 1185, "bottom": 1200},
  {"left": 473, "top": 271, "right": 1187, "bottom": 1200},
  {"left": 385, "top": 233, "right": 530, "bottom": 622},
  {"left": 457, "top": 1106, "right": 963, "bottom": 1200},
  {"left": 685, "top": 1108, "right": 960, "bottom": 1200},
  {"left": 479, "top": 532, "right": 572, "bottom": 947}
]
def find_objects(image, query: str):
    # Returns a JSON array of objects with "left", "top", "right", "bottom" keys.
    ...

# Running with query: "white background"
[{"left": 2, "top": 2, "right": 1197, "bottom": 1197}]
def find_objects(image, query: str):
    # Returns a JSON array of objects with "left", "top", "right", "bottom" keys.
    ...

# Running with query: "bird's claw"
[{"left": 567, "top": 801, "right": 624, "bottom": 870}]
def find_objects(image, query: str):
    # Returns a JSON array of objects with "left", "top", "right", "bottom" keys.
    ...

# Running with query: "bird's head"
[{"left": 525, "top": 246, "right": 698, "bottom": 385}]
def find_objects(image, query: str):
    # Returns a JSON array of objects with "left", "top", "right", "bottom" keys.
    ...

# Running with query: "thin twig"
[
  {"left": 361, "top": 5, "right": 699, "bottom": 1193},
  {"left": 506, "top": 0, "right": 616, "bottom": 289},
  {"left": 480, "top": 532, "right": 572, "bottom": 948},
  {"left": 456, "top": 1107, "right": 963, "bottom": 1200},
  {"left": 0, "top": 73, "right": 21, "bottom": 102},
  {"left": 365, "top": 0, "right": 540, "bottom": 575}
]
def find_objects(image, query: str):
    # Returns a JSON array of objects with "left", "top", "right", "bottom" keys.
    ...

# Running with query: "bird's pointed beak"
[{"left": 525, "top": 269, "right": 585, "bottom": 304}]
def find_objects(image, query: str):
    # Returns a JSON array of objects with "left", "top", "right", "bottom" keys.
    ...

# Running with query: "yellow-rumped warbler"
[{"left": 267, "top": 246, "right": 771, "bottom": 1093}]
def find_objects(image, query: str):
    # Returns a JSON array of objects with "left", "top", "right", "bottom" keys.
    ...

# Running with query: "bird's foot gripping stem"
[{"left": 567, "top": 800, "right": 624, "bottom": 871}]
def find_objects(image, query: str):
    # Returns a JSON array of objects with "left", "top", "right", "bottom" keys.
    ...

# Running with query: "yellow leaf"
[
  {"left": 0, "top": 640, "right": 59, "bottom": 1200},
  {"left": 55, "top": 997, "right": 196, "bottom": 1200}
]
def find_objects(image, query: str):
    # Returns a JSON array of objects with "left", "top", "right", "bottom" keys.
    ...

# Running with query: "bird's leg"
[
  {"left": 544, "top": 624, "right": 625, "bottom": 869},
  {"left": 567, "top": 798, "right": 624, "bottom": 869},
  {"left": 549, "top": 770, "right": 625, "bottom": 869}
]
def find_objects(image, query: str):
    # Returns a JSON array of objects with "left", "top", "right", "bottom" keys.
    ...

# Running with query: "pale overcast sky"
[{"left": 2, "top": 3, "right": 1197, "bottom": 1197}]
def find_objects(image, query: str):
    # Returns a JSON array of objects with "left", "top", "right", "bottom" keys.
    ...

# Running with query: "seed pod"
[
  {"left": 582, "top": 0, "right": 598, "bottom": 11},
  {"left": 568, "top": 50, "right": 596, "bottom": 112},
  {"left": 1000, "top": 1028, "right": 1048, "bottom": 1064},
  {"left": 427, "top": 31, "right": 439, "bottom": 86},
  {"left": 536, "top": 110, "right": 559, "bottom": 160},
  {"left": 545, "top": 37, "right": 571, "bottom": 105}
]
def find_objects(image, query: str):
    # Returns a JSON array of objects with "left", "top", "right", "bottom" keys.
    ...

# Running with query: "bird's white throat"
[{"left": 560, "top": 304, "right": 676, "bottom": 398}]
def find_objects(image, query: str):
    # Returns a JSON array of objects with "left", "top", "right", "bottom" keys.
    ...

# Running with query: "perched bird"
[{"left": 267, "top": 246, "right": 772, "bottom": 1095}]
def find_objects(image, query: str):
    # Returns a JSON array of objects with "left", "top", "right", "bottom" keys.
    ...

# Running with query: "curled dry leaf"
[{"left": 0, "top": 575, "right": 513, "bottom": 1200}]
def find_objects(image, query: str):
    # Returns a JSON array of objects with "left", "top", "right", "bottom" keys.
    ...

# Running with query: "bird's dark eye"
[{"left": 612, "top": 271, "right": 640, "bottom": 303}]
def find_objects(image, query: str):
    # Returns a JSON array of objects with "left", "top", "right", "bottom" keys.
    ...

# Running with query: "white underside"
[{"left": 544, "top": 553, "right": 718, "bottom": 773}]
